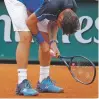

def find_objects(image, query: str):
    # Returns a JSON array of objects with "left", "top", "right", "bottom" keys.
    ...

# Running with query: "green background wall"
[{"left": 0, "top": 1, "right": 98, "bottom": 62}]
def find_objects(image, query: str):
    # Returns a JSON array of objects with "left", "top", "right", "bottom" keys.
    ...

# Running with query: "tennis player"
[
  {"left": 16, "top": 0, "right": 65, "bottom": 93},
  {"left": 4, "top": 0, "right": 64, "bottom": 95},
  {"left": 4, "top": 0, "right": 80, "bottom": 95},
  {"left": 25, "top": 0, "right": 80, "bottom": 93}
]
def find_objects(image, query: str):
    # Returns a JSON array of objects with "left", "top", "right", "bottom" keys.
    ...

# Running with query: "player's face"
[{"left": 57, "top": 12, "right": 64, "bottom": 27}]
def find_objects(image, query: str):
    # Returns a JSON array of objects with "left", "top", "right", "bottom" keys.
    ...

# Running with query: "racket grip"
[{"left": 50, "top": 49, "right": 60, "bottom": 58}]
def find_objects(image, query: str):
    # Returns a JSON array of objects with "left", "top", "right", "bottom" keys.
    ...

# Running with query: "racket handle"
[{"left": 50, "top": 49, "right": 60, "bottom": 58}]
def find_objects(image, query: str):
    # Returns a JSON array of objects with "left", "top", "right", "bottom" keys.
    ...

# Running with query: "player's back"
[
  {"left": 35, "top": 0, "right": 77, "bottom": 21},
  {"left": 18, "top": 0, "right": 44, "bottom": 12}
]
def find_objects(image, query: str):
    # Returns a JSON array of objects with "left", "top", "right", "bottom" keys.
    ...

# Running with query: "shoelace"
[
  {"left": 47, "top": 77, "right": 56, "bottom": 85},
  {"left": 24, "top": 80, "right": 32, "bottom": 89}
]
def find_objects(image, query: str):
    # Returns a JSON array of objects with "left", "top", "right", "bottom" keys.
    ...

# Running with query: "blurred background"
[{"left": 0, "top": 0, "right": 98, "bottom": 65}]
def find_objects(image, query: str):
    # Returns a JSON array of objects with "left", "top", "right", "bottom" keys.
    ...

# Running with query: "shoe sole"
[
  {"left": 37, "top": 88, "right": 64, "bottom": 93},
  {"left": 16, "top": 92, "right": 39, "bottom": 96}
]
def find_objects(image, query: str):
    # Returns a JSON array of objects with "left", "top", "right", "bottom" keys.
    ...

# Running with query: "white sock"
[
  {"left": 18, "top": 69, "right": 27, "bottom": 84},
  {"left": 39, "top": 66, "right": 50, "bottom": 83}
]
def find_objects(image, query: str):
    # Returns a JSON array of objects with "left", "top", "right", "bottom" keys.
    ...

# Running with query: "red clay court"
[{"left": 0, "top": 64, "right": 98, "bottom": 98}]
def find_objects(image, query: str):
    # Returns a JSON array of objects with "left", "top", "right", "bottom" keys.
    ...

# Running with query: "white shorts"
[
  {"left": 37, "top": 18, "right": 49, "bottom": 33},
  {"left": 4, "top": 0, "right": 30, "bottom": 31},
  {"left": 4, "top": 0, "right": 49, "bottom": 33}
]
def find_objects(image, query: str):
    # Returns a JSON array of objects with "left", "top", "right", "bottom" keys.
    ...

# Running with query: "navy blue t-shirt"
[
  {"left": 18, "top": 0, "right": 44, "bottom": 12},
  {"left": 35, "top": 0, "right": 78, "bottom": 21},
  {"left": 18, "top": 0, "right": 77, "bottom": 21}
]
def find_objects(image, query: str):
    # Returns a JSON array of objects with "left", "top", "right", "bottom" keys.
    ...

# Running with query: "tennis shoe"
[
  {"left": 36, "top": 76, "right": 64, "bottom": 93},
  {"left": 16, "top": 79, "right": 39, "bottom": 96}
]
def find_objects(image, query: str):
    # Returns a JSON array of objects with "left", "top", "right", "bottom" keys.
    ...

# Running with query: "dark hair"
[{"left": 61, "top": 10, "right": 80, "bottom": 35}]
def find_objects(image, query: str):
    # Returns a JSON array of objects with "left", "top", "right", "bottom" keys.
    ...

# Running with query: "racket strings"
[{"left": 70, "top": 57, "right": 95, "bottom": 84}]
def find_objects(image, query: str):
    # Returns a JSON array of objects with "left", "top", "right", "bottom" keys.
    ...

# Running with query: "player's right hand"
[{"left": 50, "top": 42, "right": 60, "bottom": 57}]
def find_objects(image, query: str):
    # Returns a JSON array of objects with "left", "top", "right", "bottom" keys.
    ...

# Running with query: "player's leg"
[
  {"left": 38, "top": 32, "right": 50, "bottom": 83},
  {"left": 37, "top": 32, "right": 64, "bottom": 93},
  {"left": 16, "top": 31, "right": 32, "bottom": 79},
  {"left": 4, "top": 0, "right": 38, "bottom": 96},
  {"left": 16, "top": 32, "right": 32, "bottom": 69}
]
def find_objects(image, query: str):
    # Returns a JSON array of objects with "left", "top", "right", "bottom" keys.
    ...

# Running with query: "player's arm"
[
  {"left": 48, "top": 21, "right": 58, "bottom": 42},
  {"left": 26, "top": 13, "right": 39, "bottom": 34},
  {"left": 48, "top": 21, "right": 60, "bottom": 55},
  {"left": 26, "top": 10, "right": 45, "bottom": 44}
]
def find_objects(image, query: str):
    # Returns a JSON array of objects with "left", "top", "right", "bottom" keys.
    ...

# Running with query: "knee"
[
  {"left": 40, "top": 42, "right": 50, "bottom": 52},
  {"left": 20, "top": 34, "right": 32, "bottom": 44}
]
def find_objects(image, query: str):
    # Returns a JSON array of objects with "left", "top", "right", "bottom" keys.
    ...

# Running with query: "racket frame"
[{"left": 58, "top": 55, "right": 96, "bottom": 85}]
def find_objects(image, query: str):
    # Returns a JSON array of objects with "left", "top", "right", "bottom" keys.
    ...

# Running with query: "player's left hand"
[{"left": 50, "top": 42, "right": 60, "bottom": 57}]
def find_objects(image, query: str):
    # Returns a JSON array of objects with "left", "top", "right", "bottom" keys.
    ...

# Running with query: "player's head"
[{"left": 58, "top": 9, "right": 80, "bottom": 35}]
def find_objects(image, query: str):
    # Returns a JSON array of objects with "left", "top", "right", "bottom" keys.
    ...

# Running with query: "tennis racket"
[{"left": 50, "top": 50, "right": 96, "bottom": 85}]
